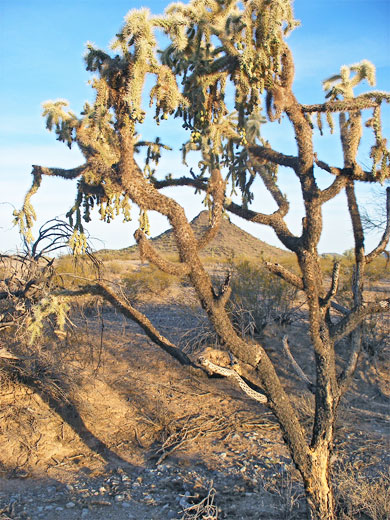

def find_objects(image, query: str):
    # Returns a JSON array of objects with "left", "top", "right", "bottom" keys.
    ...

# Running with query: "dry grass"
[{"left": 334, "top": 463, "right": 390, "bottom": 520}]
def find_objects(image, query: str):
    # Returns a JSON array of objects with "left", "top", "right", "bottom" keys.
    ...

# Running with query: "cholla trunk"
[{"left": 305, "top": 443, "right": 336, "bottom": 520}]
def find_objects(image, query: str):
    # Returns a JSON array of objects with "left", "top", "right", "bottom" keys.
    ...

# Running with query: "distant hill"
[{"left": 132, "top": 211, "right": 288, "bottom": 260}]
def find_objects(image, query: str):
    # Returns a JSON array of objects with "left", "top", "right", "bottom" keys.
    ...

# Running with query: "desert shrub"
[
  {"left": 365, "top": 256, "right": 388, "bottom": 283},
  {"left": 180, "top": 307, "right": 222, "bottom": 354},
  {"left": 121, "top": 264, "right": 183, "bottom": 298},
  {"left": 102, "top": 259, "right": 127, "bottom": 275},
  {"left": 228, "top": 260, "right": 300, "bottom": 335},
  {"left": 334, "top": 463, "right": 390, "bottom": 520},
  {"left": 53, "top": 254, "right": 98, "bottom": 288},
  {"left": 0, "top": 338, "right": 76, "bottom": 402}
]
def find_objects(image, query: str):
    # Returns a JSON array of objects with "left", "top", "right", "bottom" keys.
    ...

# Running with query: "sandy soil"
[{"left": 0, "top": 280, "right": 389, "bottom": 519}]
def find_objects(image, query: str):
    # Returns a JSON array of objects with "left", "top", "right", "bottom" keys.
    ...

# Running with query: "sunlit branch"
[
  {"left": 302, "top": 98, "right": 381, "bottom": 114},
  {"left": 264, "top": 261, "right": 303, "bottom": 290},
  {"left": 134, "top": 228, "right": 190, "bottom": 276}
]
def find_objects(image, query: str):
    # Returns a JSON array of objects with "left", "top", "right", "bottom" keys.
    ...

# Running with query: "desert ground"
[{"left": 1, "top": 214, "right": 389, "bottom": 520}]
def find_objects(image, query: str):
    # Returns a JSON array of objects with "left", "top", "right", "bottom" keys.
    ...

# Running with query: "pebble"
[
  {"left": 121, "top": 502, "right": 131, "bottom": 508},
  {"left": 66, "top": 501, "right": 76, "bottom": 508}
]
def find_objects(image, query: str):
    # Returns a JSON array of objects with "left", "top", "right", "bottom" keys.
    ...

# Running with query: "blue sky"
[{"left": 0, "top": 0, "right": 389, "bottom": 254}]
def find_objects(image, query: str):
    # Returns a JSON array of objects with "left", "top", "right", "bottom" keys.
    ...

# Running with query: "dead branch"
[
  {"left": 180, "top": 480, "right": 218, "bottom": 520},
  {"left": 282, "top": 336, "right": 314, "bottom": 393},
  {"left": 264, "top": 261, "right": 304, "bottom": 290}
]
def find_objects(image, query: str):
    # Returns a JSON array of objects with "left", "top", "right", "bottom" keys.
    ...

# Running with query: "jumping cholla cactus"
[{"left": 15, "top": 1, "right": 390, "bottom": 519}]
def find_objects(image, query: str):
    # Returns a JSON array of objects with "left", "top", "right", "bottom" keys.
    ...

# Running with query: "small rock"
[
  {"left": 90, "top": 499, "right": 112, "bottom": 506},
  {"left": 121, "top": 502, "right": 131, "bottom": 508},
  {"left": 55, "top": 506, "right": 64, "bottom": 511},
  {"left": 115, "top": 494, "right": 125, "bottom": 502},
  {"left": 66, "top": 501, "right": 76, "bottom": 508},
  {"left": 81, "top": 508, "right": 89, "bottom": 518}
]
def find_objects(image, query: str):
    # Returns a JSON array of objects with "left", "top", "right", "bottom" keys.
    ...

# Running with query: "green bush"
[
  {"left": 121, "top": 264, "right": 182, "bottom": 298},
  {"left": 228, "top": 259, "right": 300, "bottom": 335}
]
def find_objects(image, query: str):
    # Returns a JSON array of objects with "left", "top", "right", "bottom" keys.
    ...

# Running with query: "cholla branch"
[
  {"left": 302, "top": 97, "right": 382, "bottom": 114},
  {"left": 314, "top": 156, "right": 344, "bottom": 176},
  {"left": 318, "top": 175, "right": 348, "bottom": 203},
  {"left": 198, "top": 353, "right": 267, "bottom": 404},
  {"left": 31, "top": 164, "right": 86, "bottom": 180},
  {"left": 337, "top": 339, "right": 362, "bottom": 395},
  {"left": 331, "top": 299, "right": 390, "bottom": 344},
  {"left": 249, "top": 154, "right": 289, "bottom": 216},
  {"left": 282, "top": 336, "right": 314, "bottom": 393},
  {"left": 320, "top": 262, "right": 340, "bottom": 307},
  {"left": 248, "top": 144, "right": 299, "bottom": 170},
  {"left": 85, "top": 281, "right": 195, "bottom": 367},
  {"left": 197, "top": 169, "right": 226, "bottom": 251},
  {"left": 134, "top": 229, "right": 190, "bottom": 276},
  {"left": 330, "top": 301, "right": 349, "bottom": 315},
  {"left": 153, "top": 176, "right": 208, "bottom": 192},
  {"left": 366, "top": 186, "right": 390, "bottom": 263},
  {"left": 314, "top": 156, "right": 380, "bottom": 183},
  {"left": 264, "top": 261, "right": 304, "bottom": 290},
  {"left": 215, "top": 270, "right": 232, "bottom": 308},
  {"left": 226, "top": 201, "right": 300, "bottom": 252}
]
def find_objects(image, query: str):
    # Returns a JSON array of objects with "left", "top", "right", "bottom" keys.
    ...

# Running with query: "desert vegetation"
[{"left": 1, "top": 1, "right": 390, "bottom": 519}]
